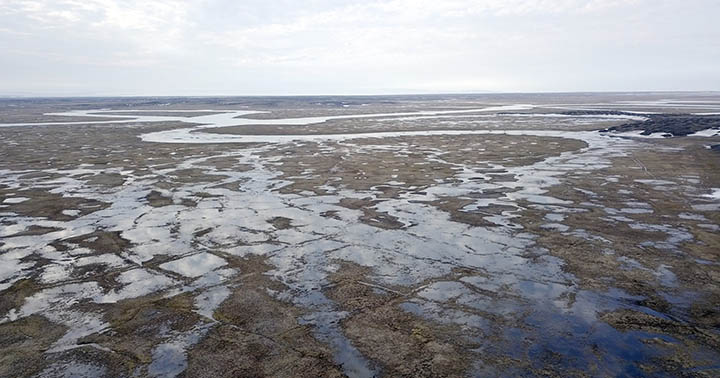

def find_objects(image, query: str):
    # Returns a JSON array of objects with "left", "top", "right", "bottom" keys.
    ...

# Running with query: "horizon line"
[{"left": 2, "top": 89, "right": 720, "bottom": 99}]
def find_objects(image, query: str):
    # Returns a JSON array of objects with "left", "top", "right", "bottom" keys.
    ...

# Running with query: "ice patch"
[
  {"left": 2, "top": 197, "right": 29, "bottom": 204},
  {"left": 702, "top": 188, "right": 720, "bottom": 200},
  {"left": 160, "top": 253, "right": 227, "bottom": 278},
  {"left": 194, "top": 285, "right": 231, "bottom": 320},
  {"left": 689, "top": 128, "right": 720, "bottom": 137},
  {"left": 95, "top": 269, "right": 176, "bottom": 303}
]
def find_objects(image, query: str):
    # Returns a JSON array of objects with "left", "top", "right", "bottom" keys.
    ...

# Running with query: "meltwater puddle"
[{"left": 0, "top": 104, "right": 535, "bottom": 128}]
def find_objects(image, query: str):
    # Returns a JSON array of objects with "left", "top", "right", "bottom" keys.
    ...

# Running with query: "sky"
[{"left": 0, "top": 0, "right": 719, "bottom": 96}]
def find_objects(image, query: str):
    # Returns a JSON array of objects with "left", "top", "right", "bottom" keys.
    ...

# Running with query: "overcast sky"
[{"left": 1, "top": 0, "right": 718, "bottom": 96}]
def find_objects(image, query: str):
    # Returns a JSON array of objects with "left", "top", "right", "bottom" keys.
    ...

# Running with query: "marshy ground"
[{"left": 1, "top": 94, "right": 719, "bottom": 377}]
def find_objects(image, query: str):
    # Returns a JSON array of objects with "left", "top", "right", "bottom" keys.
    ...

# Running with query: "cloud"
[{"left": 0, "top": 0, "right": 718, "bottom": 94}]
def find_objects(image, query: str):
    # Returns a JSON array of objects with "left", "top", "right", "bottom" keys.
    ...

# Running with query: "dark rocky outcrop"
[{"left": 601, "top": 114, "right": 720, "bottom": 137}]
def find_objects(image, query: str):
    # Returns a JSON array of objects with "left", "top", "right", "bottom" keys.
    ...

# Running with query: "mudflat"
[{"left": 1, "top": 93, "right": 719, "bottom": 377}]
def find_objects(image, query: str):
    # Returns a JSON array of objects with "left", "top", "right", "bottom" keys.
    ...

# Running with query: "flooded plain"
[{"left": 1, "top": 93, "right": 719, "bottom": 377}]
